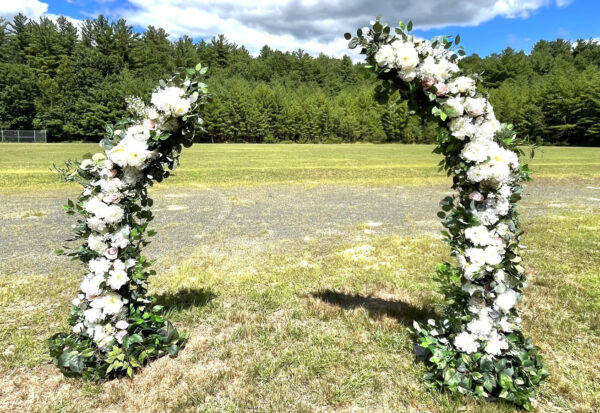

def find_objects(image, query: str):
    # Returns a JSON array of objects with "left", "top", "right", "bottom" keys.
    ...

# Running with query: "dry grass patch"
[{"left": 0, "top": 213, "right": 598, "bottom": 412}]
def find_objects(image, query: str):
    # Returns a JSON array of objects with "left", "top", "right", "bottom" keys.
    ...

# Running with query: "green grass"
[
  {"left": 0, "top": 143, "right": 599, "bottom": 411},
  {"left": 1, "top": 143, "right": 599, "bottom": 192}
]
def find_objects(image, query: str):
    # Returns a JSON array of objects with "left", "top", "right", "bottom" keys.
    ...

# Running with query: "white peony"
[
  {"left": 391, "top": 40, "right": 420, "bottom": 69},
  {"left": 448, "top": 116, "right": 475, "bottom": 140},
  {"left": 87, "top": 216, "right": 107, "bottom": 232},
  {"left": 419, "top": 56, "right": 457, "bottom": 82},
  {"left": 108, "top": 138, "right": 156, "bottom": 170},
  {"left": 494, "top": 269, "right": 507, "bottom": 283},
  {"left": 103, "top": 205, "right": 125, "bottom": 225},
  {"left": 113, "top": 259, "right": 126, "bottom": 271},
  {"left": 495, "top": 289, "right": 517, "bottom": 313},
  {"left": 467, "top": 161, "right": 513, "bottom": 186},
  {"left": 80, "top": 273, "right": 104, "bottom": 298},
  {"left": 461, "top": 141, "right": 496, "bottom": 164},
  {"left": 473, "top": 118, "right": 501, "bottom": 141},
  {"left": 454, "top": 331, "right": 478, "bottom": 354},
  {"left": 84, "top": 307, "right": 104, "bottom": 324},
  {"left": 107, "top": 269, "right": 129, "bottom": 290},
  {"left": 467, "top": 315, "right": 493, "bottom": 337},
  {"left": 484, "top": 332, "right": 509, "bottom": 355},
  {"left": 465, "top": 247, "right": 486, "bottom": 268},
  {"left": 87, "top": 234, "right": 108, "bottom": 255},
  {"left": 151, "top": 86, "right": 191, "bottom": 117},
  {"left": 88, "top": 258, "right": 111, "bottom": 276},
  {"left": 96, "top": 178, "right": 123, "bottom": 194},
  {"left": 123, "top": 124, "right": 150, "bottom": 143},
  {"left": 84, "top": 197, "right": 107, "bottom": 216},
  {"left": 375, "top": 44, "right": 395, "bottom": 67},
  {"left": 443, "top": 97, "right": 464, "bottom": 117},
  {"left": 465, "top": 225, "right": 494, "bottom": 246},
  {"left": 483, "top": 246, "right": 503, "bottom": 265}
]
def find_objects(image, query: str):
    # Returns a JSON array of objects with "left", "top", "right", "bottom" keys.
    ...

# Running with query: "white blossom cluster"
[
  {"left": 375, "top": 34, "right": 524, "bottom": 357},
  {"left": 70, "top": 86, "right": 194, "bottom": 348}
]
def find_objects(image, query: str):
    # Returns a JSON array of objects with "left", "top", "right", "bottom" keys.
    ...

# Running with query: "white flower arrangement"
[
  {"left": 51, "top": 65, "right": 208, "bottom": 380},
  {"left": 347, "top": 18, "right": 546, "bottom": 407}
]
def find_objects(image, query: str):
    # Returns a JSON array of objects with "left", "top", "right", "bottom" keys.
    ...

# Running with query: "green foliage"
[{"left": 0, "top": 13, "right": 598, "bottom": 144}]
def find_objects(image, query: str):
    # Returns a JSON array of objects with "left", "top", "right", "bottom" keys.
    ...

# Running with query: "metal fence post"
[{"left": 17, "top": 130, "right": 20, "bottom": 144}]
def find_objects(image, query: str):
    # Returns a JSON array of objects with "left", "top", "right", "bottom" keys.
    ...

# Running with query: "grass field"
[
  {"left": 1, "top": 143, "right": 599, "bottom": 191},
  {"left": 0, "top": 143, "right": 599, "bottom": 412}
]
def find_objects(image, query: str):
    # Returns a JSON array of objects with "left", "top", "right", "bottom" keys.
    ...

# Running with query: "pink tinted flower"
[
  {"left": 469, "top": 191, "right": 484, "bottom": 201},
  {"left": 116, "top": 330, "right": 128, "bottom": 344},
  {"left": 73, "top": 323, "right": 84, "bottom": 334},
  {"left": 105, "top": 247, "right": 119, "bottom": 260},
  {"left": 106, "top": 169, "right": 118, "bottom": 178},
  {"left": 105, "top": 193, "right": 120, "bottom": 204},
  {"left": 144, "top": 119, "right": 157, "bottom": 130},
  {"left": 422, "top": 78, "right": 435, "bottom": 89},
  {"left": 435, "top": 83, "right": 448, "bottom": 96}
]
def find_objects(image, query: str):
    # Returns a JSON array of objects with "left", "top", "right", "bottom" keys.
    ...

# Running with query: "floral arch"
[
  {"left": 345, "top": 17, "right": 547, "bottom": 409},
  {"left": 49, "top": 19, "right": 546, "bottom": 410}
]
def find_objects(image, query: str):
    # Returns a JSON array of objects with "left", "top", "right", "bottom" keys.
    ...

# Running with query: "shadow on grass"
[
  {"left": 312, "top": 290, "right": 436, "bottom": 327},
  {"left": 155, "top": 288, "right": 216, "bottom": 312}
]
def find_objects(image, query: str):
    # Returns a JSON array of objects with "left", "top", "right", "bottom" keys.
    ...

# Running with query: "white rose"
[
  {"left": 464, "top": 97, "right": 487, "bottom": 117},
  {"left": 105, "top": 247, "right": 119, "bottom": 260},
  {"left": 449, "top": 76, "right": 475, "bottom": 95}
]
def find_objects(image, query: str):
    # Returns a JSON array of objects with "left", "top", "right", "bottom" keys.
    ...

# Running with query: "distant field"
[{"left": 1, "top": 143, "right": 599, "bottom": 192}]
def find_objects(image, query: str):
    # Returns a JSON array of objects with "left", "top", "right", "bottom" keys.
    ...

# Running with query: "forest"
[{"left": 1, "top": 13, "right": 599, "bottom": 145}]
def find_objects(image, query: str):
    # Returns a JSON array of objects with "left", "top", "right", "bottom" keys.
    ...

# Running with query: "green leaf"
[
  {"left": 195, "top": 63, "right": 202, "bottom": 71},
  {"left": 407, "top": 20, "right": 413, "bottom": 31},
  {"left": 455, "top": 34, "right": 461, "bottom": 45}
]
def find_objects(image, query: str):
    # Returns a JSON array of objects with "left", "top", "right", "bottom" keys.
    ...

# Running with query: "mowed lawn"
[
  {"left": 0, "top": 143, "right": 599, "bottom": 412},
  {"left": 1, "top": 143, "right": 599, "bottom": 191}
]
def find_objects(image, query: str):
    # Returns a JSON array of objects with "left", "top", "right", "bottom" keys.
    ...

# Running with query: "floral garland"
[
  {"left": 49, "top": 65, "right": 209, "bottom": 380},
  {"left": 346, "top": 18, "right": 547, "bottom": 409}
]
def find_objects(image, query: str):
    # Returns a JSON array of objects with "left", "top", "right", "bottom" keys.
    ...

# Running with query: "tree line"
[{"left": 1, "top": 13, "right": 599, "bottom": 145}]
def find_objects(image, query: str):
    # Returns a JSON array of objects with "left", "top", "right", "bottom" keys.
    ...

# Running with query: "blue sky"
[{"left": 3, "top": 0, "right": 599, "bottom": 57}]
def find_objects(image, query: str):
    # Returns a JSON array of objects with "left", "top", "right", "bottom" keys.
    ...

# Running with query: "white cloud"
[
  {"left": 0, "top": 0, "right": 47, "bottom": 20},
  {"left": 99, "top": 0, "right": 572, "bottom": 57},
  {"left": 2, "top": 0, "right": 574, "bottom": 58}
]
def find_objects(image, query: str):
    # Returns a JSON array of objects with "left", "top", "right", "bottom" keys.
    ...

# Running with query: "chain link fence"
[{"left": 0, "top": 130, "right": 47, "bottom": 143}]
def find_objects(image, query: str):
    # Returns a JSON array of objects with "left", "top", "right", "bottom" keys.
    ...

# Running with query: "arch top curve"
[{"left": 347, "top": 17, "right": 546, "bottom": 409}]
